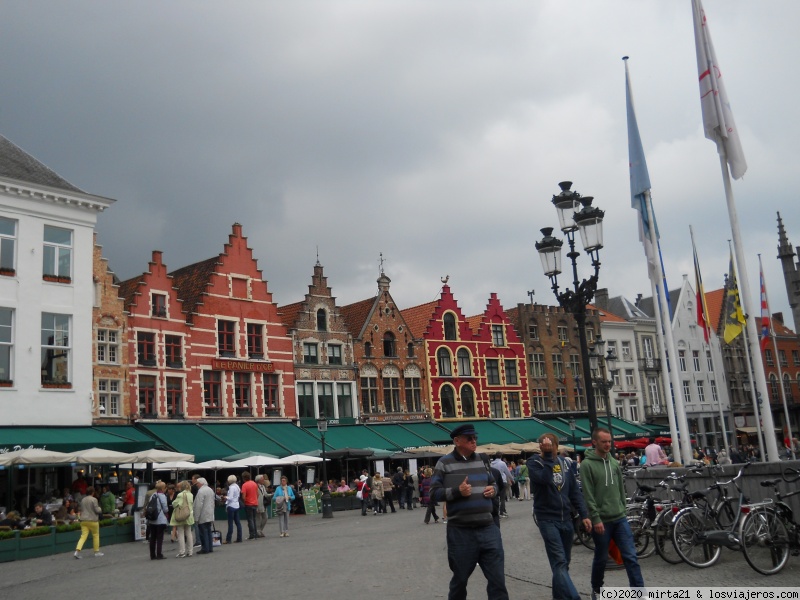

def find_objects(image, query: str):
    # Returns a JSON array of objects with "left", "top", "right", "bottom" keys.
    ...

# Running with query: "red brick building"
[
  {"left": 339, "top": 271, "right": 427, "bottom": 422},
  {"left": 278, "top": 261, "right": 358, "bottom": 422},
  {"left": 402, "top": 285, "right": 529, "bottom": 420},
  {"left": 118, "top": 223, "right": 296, "bottom": 420}
]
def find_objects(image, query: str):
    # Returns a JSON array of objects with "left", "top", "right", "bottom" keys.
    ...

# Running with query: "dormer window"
[
  {"left": 152, "top": 293, "right": 167, "bottom": 318},
  {"left": 444, "top": 313, "right": 457, "bottom": 340},
  {"left": 491, "top": 324, "right": 505, "bottom": 346}
]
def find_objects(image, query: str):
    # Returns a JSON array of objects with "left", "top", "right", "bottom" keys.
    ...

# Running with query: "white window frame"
[
  {"left": 97, "top": 328, "right": 119, "bottom": 364},
  {"left": 98, "top": 379, "right": 121, "bottom": 416},
  {"left": 0, "top": 217, "right": 17, "bottom": 273},
  {"left": 42, "top": 225, "right": 73, "bottom": 279},
  {"left": 41, "top": 312, "right": 71, "bottom": 385},
  {"left": 0, "top": 307, "right": 13, "bottom": 383}
]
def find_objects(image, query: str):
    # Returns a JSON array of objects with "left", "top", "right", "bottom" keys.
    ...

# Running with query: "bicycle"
[
  {"left": 671, "top": 463, "right": 753, "bottom": 568},
  {"left": 651, "top": 467, "right": 705, "bottom": 564},
  {"left": 626, "top": 479, "right": 669, "bottom": 558},
  {"left": 738, "top": 466, "right": 800, "bottom": 575}
]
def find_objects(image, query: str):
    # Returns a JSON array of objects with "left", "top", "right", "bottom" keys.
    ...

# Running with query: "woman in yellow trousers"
[{"left": 74, "top": 486, "right": 104, "bottom": 558}]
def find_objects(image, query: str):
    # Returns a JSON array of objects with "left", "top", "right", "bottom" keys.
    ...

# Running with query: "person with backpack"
[
  {"left": 170, "top": 480, "right": 194, "bottom": 558},
  {"left": 146, "top": 481, "right": 169, "bottom": 560},
  {"left": 356, "top": 474, "right": 371, "bottom": 516},
  {"left": 529, "top": 433, "right": 590, "bottom": 600}
]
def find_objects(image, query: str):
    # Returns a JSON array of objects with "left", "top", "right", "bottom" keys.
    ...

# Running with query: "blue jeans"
[
  {"left": 226, "top": 506, "right": 242, "bottom": 543},
  {"left": 197, "top": 522, "right": 213, "bottom": 553},
  {"left": 538, "top": 519, "right": 581, "bottom": 600},
  {"left": 446, "top": 524, "right": 509, "bottom": 600},
  {"left": 591, "top": 517, "right": 645, "bottom": 591}
]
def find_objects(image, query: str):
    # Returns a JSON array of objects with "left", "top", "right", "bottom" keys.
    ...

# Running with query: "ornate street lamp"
[
  {"left": 317, "top": 417, "right": 333, "bottom": 519},
  {"left": 589, "top": 338, "right": 618, "bottom": 452},
  {"left": 537, "top": 181, "right": 606, "bottom": 432},
  {"left": 568, "top": 417, "right": 577, "bottom": 456}
]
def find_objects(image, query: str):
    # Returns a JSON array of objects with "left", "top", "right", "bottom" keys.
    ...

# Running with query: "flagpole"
[
  {"left": 690, "top": 225, "right": 731, "bottom": 457},
  {"left": 691, "top": 0, "right": 779, "bottom": 461},
  {"left": 646, "top": 191, "right": 692, "bottom": 464},
  {"left": 647, "top": 262, "right": 680, "bottom": 455},
  {"left": 760, "top": 254, "right": 795, "bottom": 459},
  {"left": 720, "top": 158, "right": 779, "bottom": 461}
]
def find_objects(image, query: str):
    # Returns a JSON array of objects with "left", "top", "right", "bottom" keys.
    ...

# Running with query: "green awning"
[
  {"left": 137, "top": 423, "right": 237, "bottom": 463},
  {"left": 201, "top": 423, "right": 288, "bottom": 457},
  {"left": 491, "top": 419, "right": 571, "bottom": 443},
  {"left": 639, "top": 422, "right": 671, "bottom": 436},
  {"left": 304, "top": 424, "right": 405, "bottom": 451},
  {"left": 543, "top": 418, "right": 595, "bottom": 443},
  {"left": 400, "top": 422, "right": 453, "bottom": 445},
  {"left": 364, "top": 424, "right": 439, "bottom": 451},
  {"left": 249, "top": 422, "right": 320, "bottom": 456},
  {"left": 95, "top": 426, "right": 161, "bottom": 445},
  {"left": 436, "top": 421, "right": 527, "bottom": 445},
  {"left": 605, "top": 417, "right": 653, "bottom": 439},
  {"left": 0, "top": 427, "right": 156, "bottom": 453}
]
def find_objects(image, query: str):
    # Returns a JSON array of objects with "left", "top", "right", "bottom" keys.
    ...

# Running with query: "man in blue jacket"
[{"left": 528, "top": 433, "right": 591, "bottom": 600}]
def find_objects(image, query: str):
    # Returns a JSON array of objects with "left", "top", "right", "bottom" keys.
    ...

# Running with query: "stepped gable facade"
[
  {"left": 278, "top": 261, "right": 357, "bottom": 422},
  {"left": 404, "top": 285, "right": 529, "bottom": 420},
  {"left": 120, "top": 223, "right": 296, "bottom": 420},
  {"left": 92, "top": 234, "right": 130, "bottom": 423},
  {"left": 339, "top": 271, "right": 427, "bottom": 422}
]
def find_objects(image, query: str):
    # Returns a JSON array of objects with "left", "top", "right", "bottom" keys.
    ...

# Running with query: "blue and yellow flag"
[{"left": 723, "top": 251, "right": 746, "bottom": 344}]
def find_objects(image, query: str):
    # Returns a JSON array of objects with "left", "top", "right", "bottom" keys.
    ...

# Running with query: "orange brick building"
[{"left": 119, "top": 224, "right": 296, "bottom": 421}]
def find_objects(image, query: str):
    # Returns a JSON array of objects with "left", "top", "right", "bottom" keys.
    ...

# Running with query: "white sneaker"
[
  {"left": 94, "top": 552, "right": 104, "bottom": 557},
  {"left": 74, "top": 551, "right": 81, "bottom": 559}
]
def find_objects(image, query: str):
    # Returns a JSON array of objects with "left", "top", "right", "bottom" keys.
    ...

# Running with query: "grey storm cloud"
[{"left": 1, "top": 0, "right": 799, "bottom": 322}]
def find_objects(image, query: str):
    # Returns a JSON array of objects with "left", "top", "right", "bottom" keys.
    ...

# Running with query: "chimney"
[
  {"left": 773, "top": 312, "right": 784, "bottom": 325},
  {"left": 595, "top": 288, "right": 609, "bottom": 311},
  {"left": 635, "top": 293, "right": 643, "bottom": 307}
]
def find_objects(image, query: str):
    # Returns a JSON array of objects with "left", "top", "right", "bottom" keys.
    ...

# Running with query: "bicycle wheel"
[
  {"left": 672, "top": 507, "right": 722, "bottom": 568},
  {"left": 714, "top": 499, "right": 737, "bottom": 531},
  {"left": 653, "top": 510, "right": 682, "bottom": 564},
  {"left": 628, "top": 516, "right": 654, "bottom": 558},
  {"left": 739, "top": 507, "right": 790, "bottom": 575}
]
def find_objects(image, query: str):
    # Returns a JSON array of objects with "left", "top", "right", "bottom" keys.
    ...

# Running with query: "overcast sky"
[{"left": 2, "top": 1, "right": 799, "bottom": 329}]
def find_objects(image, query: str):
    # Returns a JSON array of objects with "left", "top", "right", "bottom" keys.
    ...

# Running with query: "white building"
[
  {"left": 639, "top": 276, "right": 732, "bottom": 450},
  {"left": 0, "top": 135, "right": 114, "bottom": 426},
  {"left": 596, "top": 304, "right": 646, "bottom": 422}
]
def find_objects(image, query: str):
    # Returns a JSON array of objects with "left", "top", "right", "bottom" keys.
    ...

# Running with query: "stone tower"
[{"left": 777, "top": 212, "right": 800, "bottom": 331}]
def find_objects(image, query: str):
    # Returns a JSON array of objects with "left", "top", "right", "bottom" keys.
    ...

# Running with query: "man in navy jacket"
[{"left": 528, "top": 433, "right": 591, "bottom": 600}]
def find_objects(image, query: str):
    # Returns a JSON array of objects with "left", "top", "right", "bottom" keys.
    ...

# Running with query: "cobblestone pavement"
[{"left": 2, "top": 499, "right": 797, "bottom": 599}]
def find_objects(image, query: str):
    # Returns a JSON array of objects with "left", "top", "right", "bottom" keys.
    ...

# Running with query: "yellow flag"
[{"left": 723, "top": 251, "right": 746, "bottom": 344}]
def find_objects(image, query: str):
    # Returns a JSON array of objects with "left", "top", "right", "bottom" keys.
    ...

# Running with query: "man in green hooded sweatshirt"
[{"left": 581, "top": 427, "right": 644, "bottom": 600}]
